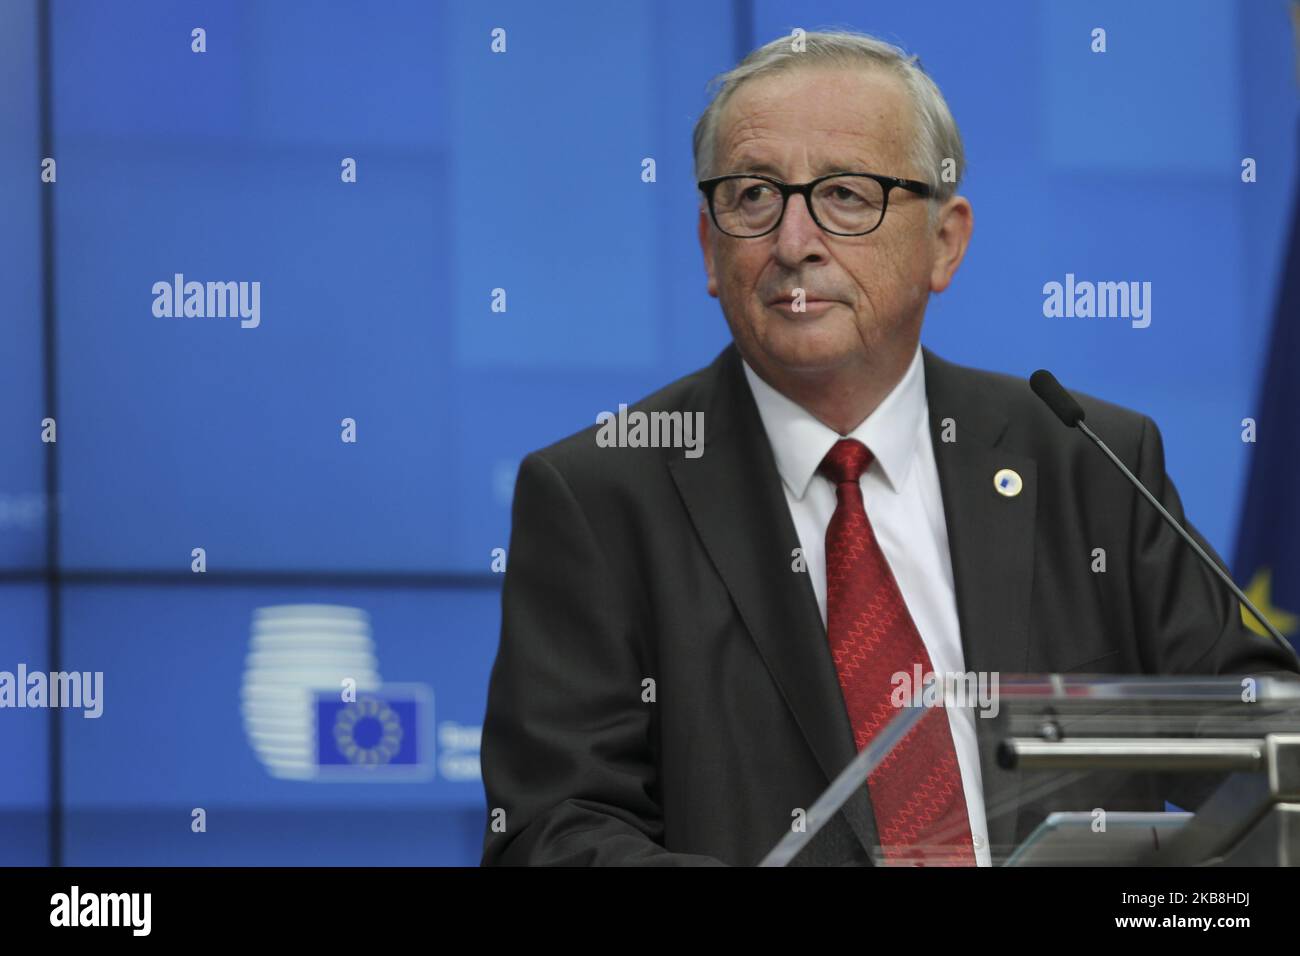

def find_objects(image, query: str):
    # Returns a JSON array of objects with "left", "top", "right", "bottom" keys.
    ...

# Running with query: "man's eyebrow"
[
  {"left": 729, "top": 158, "right": 784, "bottom": 176},
  {"left": 726, "top": 157, "right": 870, "bottom": 178}
]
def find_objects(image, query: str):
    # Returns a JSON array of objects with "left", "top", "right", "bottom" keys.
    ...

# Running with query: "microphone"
[{"left": 1030, "top": 369, "right": 1299, "bottom": 663}]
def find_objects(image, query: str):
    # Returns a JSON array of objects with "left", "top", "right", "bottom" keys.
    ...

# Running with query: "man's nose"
[{"left": 772, "top": 191, "right": 826, "bottom": 265}]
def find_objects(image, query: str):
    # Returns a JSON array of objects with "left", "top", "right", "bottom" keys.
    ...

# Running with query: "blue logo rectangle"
[{"left": 316, "top": 691, "right": 423, "bottom": 767}]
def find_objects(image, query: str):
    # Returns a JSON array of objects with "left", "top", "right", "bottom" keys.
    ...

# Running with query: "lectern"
[{"left": 762, "top": 674, "right": 1300, "bottom": 866}]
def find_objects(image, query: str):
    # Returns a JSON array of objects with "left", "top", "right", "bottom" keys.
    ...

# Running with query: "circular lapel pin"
[{"left": 994, "top": 468, "right": 1022, "bottom": 498}]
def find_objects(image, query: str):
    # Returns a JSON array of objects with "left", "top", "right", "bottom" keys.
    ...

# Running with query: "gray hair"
[{"left": 692, "top": 30, "right": 965, "bottom": 206}]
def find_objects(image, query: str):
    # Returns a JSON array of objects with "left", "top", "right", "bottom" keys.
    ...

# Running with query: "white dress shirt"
[{"left": 742, "top": 346, "right": 992, "bottom": 866}]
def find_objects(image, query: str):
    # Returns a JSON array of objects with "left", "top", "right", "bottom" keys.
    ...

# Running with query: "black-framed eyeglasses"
[{"left": 697, "top": 172, "right": 933, "bottom": 238}]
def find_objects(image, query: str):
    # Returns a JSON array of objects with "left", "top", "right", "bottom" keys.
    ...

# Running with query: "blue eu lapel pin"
[{"left": 994, "top": 468, "right": 1023, "bottom": 498}]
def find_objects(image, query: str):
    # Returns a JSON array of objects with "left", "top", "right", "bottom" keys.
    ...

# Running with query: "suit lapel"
[
  {"left": 923, "top": 348, "right": 1037, "bottom": 859},
  {"left": 667, "top": 346, "right": 881, "bottom": 860}
]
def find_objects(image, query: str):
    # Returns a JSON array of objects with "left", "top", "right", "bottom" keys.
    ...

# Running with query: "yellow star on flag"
[{"left": 1241, "top": 567, "right": 1299, "bottom": 637}]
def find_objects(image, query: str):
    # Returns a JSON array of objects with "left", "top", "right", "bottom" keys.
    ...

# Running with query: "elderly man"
[{"left": 479, "top": 30, "right": 1297, "bottom": 866}]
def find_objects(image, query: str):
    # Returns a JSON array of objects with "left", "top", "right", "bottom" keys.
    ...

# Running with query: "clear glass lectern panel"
[
  {"left": 972, "top": 674, "right": 1300, "bottom": 866},
  {"left": 765, "top": 673, "right": 1300, "bottom": 866}
]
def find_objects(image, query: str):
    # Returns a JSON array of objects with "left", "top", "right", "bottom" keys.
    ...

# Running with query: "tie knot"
[{"left": 819, "top": 438, "right": 873, "bottom": 485}]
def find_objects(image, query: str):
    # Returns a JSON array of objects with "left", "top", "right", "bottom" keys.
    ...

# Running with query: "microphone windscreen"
[{"left": 1030, "top": 369, "right": 1086, "bottom": 427}]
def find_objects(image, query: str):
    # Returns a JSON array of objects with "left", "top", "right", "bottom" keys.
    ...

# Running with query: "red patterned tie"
[{"left": 820, "top": 438, "right": 975, "bottom": 866}]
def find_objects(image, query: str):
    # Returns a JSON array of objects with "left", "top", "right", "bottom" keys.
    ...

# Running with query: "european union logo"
[{"left": 313, "top": 683, "right": 434, "bottom": 781}]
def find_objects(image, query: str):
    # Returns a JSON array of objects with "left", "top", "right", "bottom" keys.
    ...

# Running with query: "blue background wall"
[{"left": 1, "top": 0, "right": 1296, "bottom": 865}]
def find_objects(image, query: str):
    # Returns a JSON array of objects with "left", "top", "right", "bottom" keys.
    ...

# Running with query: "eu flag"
[
  {"left": 316, "top": 689, "right": 425, "bottom": 768},
  {"left": 1233, "top": 120, "right": 1300, "bottom": 649}
]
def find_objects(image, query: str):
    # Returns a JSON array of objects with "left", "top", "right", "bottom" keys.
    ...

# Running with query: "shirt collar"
[{"left": 742, "top": 344, "right": 927, "bottom": 500}]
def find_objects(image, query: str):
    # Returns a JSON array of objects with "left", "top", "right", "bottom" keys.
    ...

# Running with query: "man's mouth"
[{"left": 767, "top": 296, "right": 839, "bottom": 310}]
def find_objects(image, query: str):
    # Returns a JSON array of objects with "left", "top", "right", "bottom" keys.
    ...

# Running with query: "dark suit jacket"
[{"left": 480, "top": 345, "right": 1298, "bottom": 865}]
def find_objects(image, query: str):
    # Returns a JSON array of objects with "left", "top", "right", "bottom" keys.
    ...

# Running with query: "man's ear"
[
  {"left": 698, "top": 207, "right": 719, "bottom": 298},
  {"left": 929, "top": 195, "right": 973, "bottom": 294}
]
